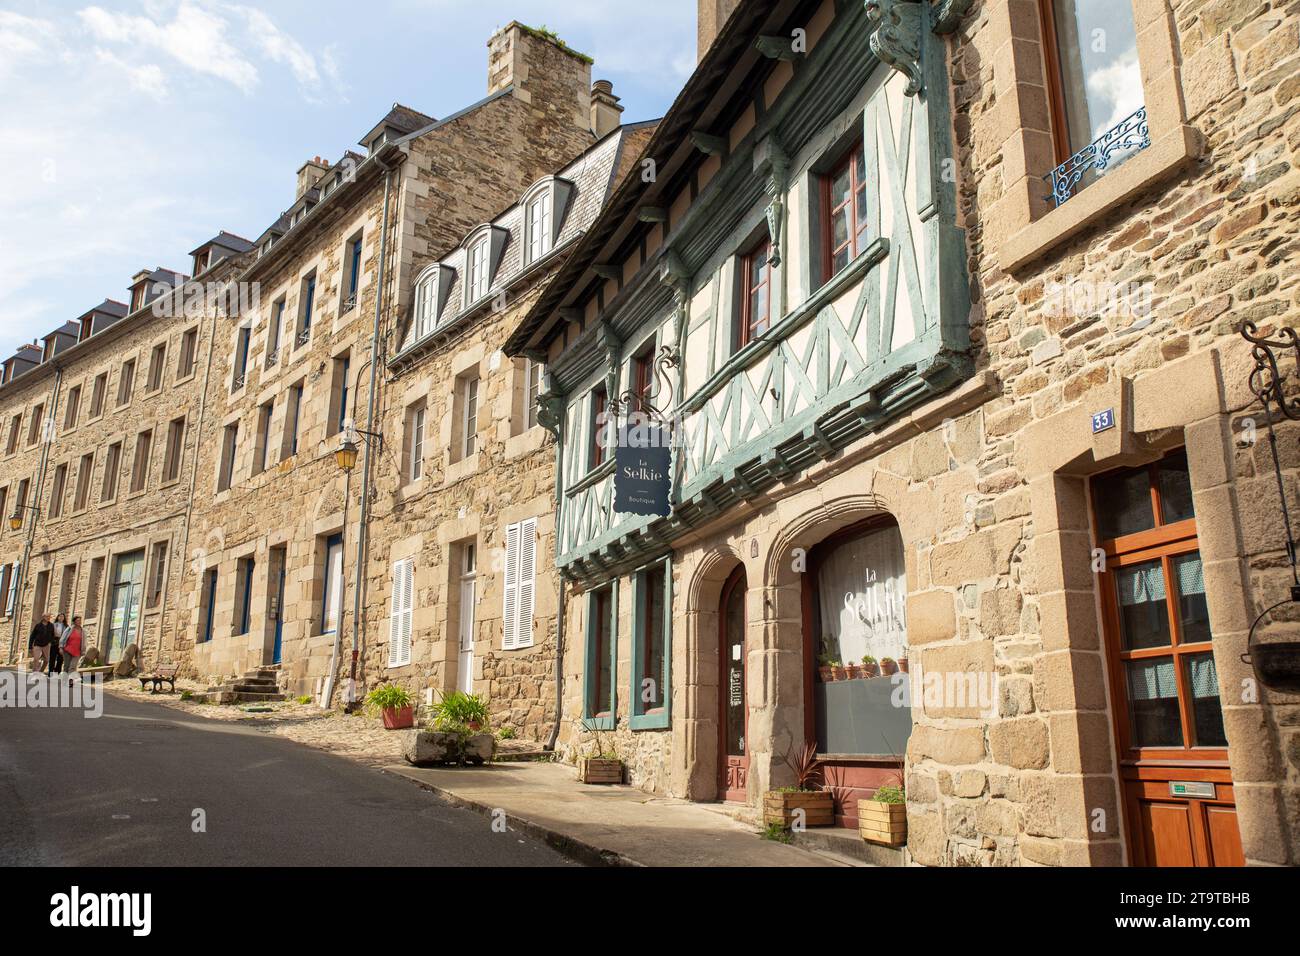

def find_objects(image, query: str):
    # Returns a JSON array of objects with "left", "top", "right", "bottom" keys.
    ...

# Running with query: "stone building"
[
  {"left": 178, "top": 22, "right": 620, "bottom": 710},
  {"left": 356, "top": 116, "right": 655, "bottom": 741},
  {"left": 0, "top": 242, "right": 250, "bottom": 670},
  {"left": 506, "top": 0, "right": 1300, "bottom": 867}
]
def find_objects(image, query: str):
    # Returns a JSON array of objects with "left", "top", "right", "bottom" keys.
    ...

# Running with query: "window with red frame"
[
  {"left": 823, "top": 142, "right": 869, "bottom": 280},
  {"left": 737, "top": 236, "right": 772, "bottom": 350},
  {"left": 589, "top": 384, "right": 607, "bottom": 470},
  {"left": 632, "top": 346, "right": 654, "bottom": 414}
]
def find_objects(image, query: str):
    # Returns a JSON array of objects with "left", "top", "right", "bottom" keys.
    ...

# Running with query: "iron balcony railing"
[
  {"left": 296, "top": 328, "right": 311, "bottom": 348},
  {"left": 1046, "top": 107, "right": 1150, "bottom": 208},
  {"left": 265, "top": 346, "right": 280, "bottom": 369},
  {"left": 342, "top": 293, "right": 357, "bottom": 314}
]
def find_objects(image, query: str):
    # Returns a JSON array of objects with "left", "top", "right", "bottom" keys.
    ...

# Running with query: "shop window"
[
  {"left": 808, "top": 520, "right": 910, "bottom": 756},
  {"left": 584, "top": 584, "right": 616, "bottom": 728},
  {"left": 631, "top": 561, "right": 671, "bottom": 729}
]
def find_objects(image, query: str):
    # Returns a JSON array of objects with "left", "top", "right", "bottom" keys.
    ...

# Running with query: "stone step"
[{"left": 229, "top": 683, "right": 280, "bottom": 695}]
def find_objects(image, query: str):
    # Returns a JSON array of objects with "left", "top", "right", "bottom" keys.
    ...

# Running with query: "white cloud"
[
  {"left": 0, "top": 12, "right": 63, "bottom": 77},
  {"left": 94, "top": 48, "right": 169, "bottom": 99},
  {"left": 79, "top": 1, "right": 259, "bottom": 92},
  {"left": 234, "top": 5, "right": 320, "bottom": 89}
]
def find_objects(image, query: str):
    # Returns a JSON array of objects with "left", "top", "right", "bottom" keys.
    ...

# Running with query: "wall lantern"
[
  {"left": 334, "top": 433, "right": 360, "bottom": 473},
  {"left": 1240, "top": 322, "right": 1300, "bottom": 694}
]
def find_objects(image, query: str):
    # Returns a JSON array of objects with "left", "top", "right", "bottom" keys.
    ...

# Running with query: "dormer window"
[
  {"left": 525, "top": 190, "right": 552, "bottom": 264},
  {"left": 413, "top": 265, "right": 448, "bottom": 339},
  {"left": 193, "top": 251, "right": 210, "bottom": 275},
  {"left": 521, "top": 177, "right": 573, "bottom": 267},
  {"left": 467, "top": 236, "right": 489, "bottom": 304},
  {"left": 461, "top": 225, "right": 508, "bottom": 310}
]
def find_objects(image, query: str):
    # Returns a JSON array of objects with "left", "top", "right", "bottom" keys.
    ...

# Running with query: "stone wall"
[
  {"left": 358, "top": 279, "right": 562, "bottom": 742},
  {"left": 0, "top": 259, "right": 245, "bottom": 671}
]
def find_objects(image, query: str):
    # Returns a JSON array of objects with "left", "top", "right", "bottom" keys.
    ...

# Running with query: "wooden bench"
[{"left": 139, "top": 664, "right": 179, "bottom": 694}]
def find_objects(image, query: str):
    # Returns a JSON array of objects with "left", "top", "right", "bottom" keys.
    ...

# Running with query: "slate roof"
[{"left": 394, "top": 122, "right": 655, "bottom": 357}]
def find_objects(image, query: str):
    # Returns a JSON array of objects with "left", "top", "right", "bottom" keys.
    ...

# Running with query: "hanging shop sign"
[{"left": 614, "top": 421, "right": 672, "bottom": 518}]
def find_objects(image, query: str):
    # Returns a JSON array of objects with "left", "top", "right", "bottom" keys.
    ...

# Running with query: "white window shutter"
[
  {"left": 516, "top": 519, "right": 536, "bottom": 649},
  {"left": 399, "top": 560, "right": 413, "bottom": 667},
  {"left": 389, "top": 559, "right": 413, "bottom": 667},
  {"left": 503, "top": 523, "right": 520, "bottom": 650}
]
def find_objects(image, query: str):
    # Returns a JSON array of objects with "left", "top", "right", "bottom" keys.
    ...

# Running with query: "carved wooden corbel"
[{"left": 865, "top": 0, "right": 924, "bottom": 96}]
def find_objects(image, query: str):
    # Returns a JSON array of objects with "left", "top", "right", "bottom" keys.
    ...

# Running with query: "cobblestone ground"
[{"left": 96, "top": 678, "right": 543, "bottom": 769}]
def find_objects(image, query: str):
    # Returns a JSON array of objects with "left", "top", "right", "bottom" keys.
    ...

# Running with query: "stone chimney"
[
  {"left": 590, "top": 80, "right": 624, "bottom": 138},
  {"left": 698, "top": 0, "right": 742, "bottom": 63},
  {"left": 487, "top": 22, "right": 592, "bottom": 127},
  {"left": 296, "top": 156, "right": 330, "bottom": 200}
]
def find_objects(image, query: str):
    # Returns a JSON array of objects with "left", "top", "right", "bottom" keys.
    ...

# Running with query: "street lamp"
[
  {"left": 9, "top": 505, "right": 39, "bottom": 532},
  {"left": 327, "top": 423, "right": 384, "bottom": 712},
  {"left": 335, "top": 433, "right": 360, "bottom": 472}
]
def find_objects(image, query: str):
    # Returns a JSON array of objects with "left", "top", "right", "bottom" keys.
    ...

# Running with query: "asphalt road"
[{"left": 0, "top": 672, "right": 575, "bottom": 867}]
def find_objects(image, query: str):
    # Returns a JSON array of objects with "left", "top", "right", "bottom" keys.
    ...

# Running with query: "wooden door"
[
  {"left": 1092, "top": 450, "right": 1244, "bottom": 867},
  {"left": 719, "top": 566, "right": 749, "bottom": 803}
]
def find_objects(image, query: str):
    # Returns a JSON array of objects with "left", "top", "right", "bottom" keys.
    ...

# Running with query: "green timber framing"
[{"left": 508, "top": 0, "right": 973, "bottom": 585}]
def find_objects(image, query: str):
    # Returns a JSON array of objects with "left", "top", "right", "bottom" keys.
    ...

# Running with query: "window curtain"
[
  {"left": 1187, "top": 654, "right": 1218, "bottom": 699},
  {"left": 1128, "top": 659, "right": 1177, "bottom": 701},
  {"left": 816, "top": 524, "right": 907, "bottom": 665},
  {"left": 1118, "top": 563, "right": 1166, "bottom": 606}
]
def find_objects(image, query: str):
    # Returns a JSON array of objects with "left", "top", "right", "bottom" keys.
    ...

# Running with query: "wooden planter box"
[
  {"left": 764, "top": 790, "right": 834, "bottom": 828},
  {"left": 858, "top": 799, "right": 907, "bottom": 846},
  {"left": 578, "top": 758, "right": 623, "bottom": 785}
]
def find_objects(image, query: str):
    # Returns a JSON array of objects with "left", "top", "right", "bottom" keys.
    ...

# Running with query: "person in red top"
[{"left": 61, "top": 615, "right": 85, "bottom": 684}]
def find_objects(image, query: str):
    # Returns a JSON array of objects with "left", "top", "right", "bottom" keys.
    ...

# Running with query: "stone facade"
[
  {"left": 180, "top": 22, "right": 603, "bottom": 703},
  {"left": 0, "top": 251, "right": 247, "bottom": 671},
  {"left": 509, "top": 0, "right": 1300, "bottom": 867}
]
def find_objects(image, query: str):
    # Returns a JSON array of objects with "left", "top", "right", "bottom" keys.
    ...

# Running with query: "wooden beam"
[{"left": 637, "top": 206, "right": 669, "bottom": 224}]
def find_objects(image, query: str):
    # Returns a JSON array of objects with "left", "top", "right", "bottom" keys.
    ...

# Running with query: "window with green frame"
[
  {"left": 584, "top": 583, "right": 617, "bottom": 729},
  {"left": 630, "top": 561, "right": 671, "bottom": 730}
]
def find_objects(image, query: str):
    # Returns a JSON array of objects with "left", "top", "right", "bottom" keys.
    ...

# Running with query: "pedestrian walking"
[
  {"left": 61, "top": 616, "right": 84, "bottom": 684},
  {"left": 28, "top": 613, "right": 55, "bottom": 673},
  {"left": 48, "top": 613, "right": 67, "bottom": 675}
]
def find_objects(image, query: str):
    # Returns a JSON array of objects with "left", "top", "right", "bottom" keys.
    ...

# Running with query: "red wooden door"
[
  {"left": 719, "top": 566, "right": 749, "bottom": 803},
  {"left": 1092, "top": 451, "right": 1244, "bottom": 867}
]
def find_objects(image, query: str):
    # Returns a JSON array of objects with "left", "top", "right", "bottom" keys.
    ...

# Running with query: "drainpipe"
[
  {"left": 8, "top": 367, "right": 62, "bottom": 664},
  {"left": 174, "top": 275, "right": 224, "bottom": 670},
  {"left": 326, "top": 156, "right": 396, "bottom": 709},
  {"left": 545, "top": 392, "right": 568, "bottom": 751}
]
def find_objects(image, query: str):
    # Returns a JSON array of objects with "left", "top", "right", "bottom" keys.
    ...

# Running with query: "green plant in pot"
[
  {"left": 764, "top": 742, "right": 833, "bottom": 829},
  {"left": 880, "top": 657, "right": 898, "bottom": 676},
  {"left": 858, "top": 779, "right": 907, "bottom": 846},
  {"left": 430, "top": 690, "right": 490, "bottom": 732},
  {"left": 365, "top": 683, "right": 415, "bottom": 730},
  {"left": 577, "top": 720, "right": 622, "bottom": 784},
  {"left": 861, "top": 655, "right": 880, "bottom": 678}
]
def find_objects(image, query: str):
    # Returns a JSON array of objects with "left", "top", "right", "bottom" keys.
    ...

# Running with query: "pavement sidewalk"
[{"left": 385, "top": 760, "right": 855, "bottom": 867}]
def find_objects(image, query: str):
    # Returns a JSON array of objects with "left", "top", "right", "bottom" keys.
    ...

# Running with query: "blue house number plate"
[{"left": 1092, "top": 408, "right": 1115, "bottom": 435}]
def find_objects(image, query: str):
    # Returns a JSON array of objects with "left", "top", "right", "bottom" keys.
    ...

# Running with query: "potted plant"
[
  {"left": 431, "top": 690, "right": 490, "bottom": 732},
  {"left": 898, "top": 656, "right": 910, "bottom": 674},
  {"left": 577, "top": 723, "right": 623, "bottom": 784},
  {"left": 365, "top": 684, "right": 414, "bottom": 730},
  {"left": 860, "top": 655, "right": 880, "bottom": 678},
  {"left": 880, "top": 657, "right": 899, "bottom": 676},
  {"left": 858, "top": 782, "right": 907, "bottom": 846},
  {"left": 830, "top": 659, "right": 847, "bottom": 681},
  {"left": 817, "top": 652, "right": 835, "bottom": 683},
  {"left": 845, "top": 660, "right": 862, "bottom": 680},
  {"left": 763, "top": 742, "right": 834, "bottom": 829}
]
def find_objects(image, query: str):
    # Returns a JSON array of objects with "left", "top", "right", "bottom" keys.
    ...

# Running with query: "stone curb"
[{"left": 383, "top": 766, "right": 644, "bottom": 868}]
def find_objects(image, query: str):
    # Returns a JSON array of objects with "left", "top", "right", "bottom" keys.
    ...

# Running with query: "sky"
[{"left": 0, "top": 0, "right": 698, "bottom": 355}]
